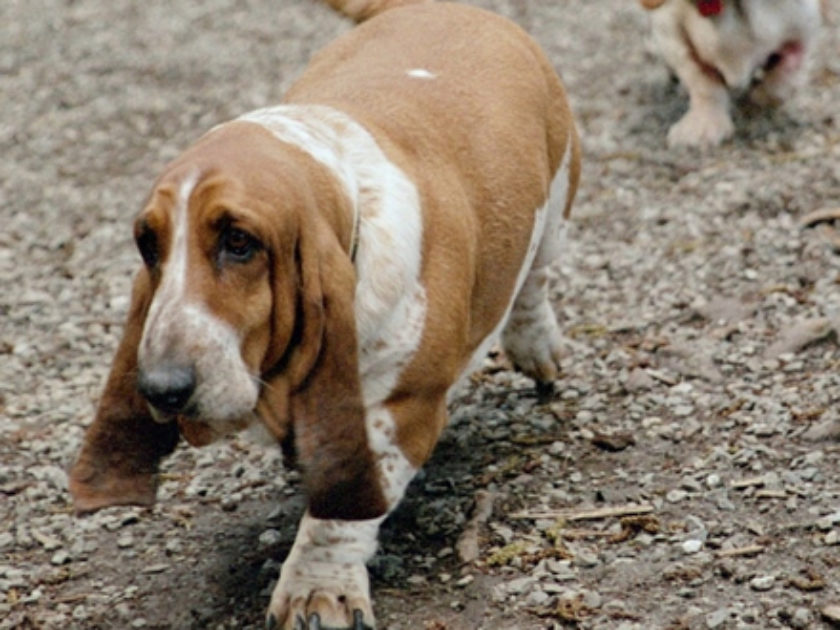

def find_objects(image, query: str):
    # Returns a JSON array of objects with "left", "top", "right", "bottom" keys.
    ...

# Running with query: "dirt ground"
[{"left": 2, "top": 1, "right": 840, "bottom": 629}]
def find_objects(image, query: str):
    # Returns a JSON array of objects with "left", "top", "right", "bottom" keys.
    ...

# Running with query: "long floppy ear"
[
  {"left": 263, "top": 212, "right": 387, "bottom": 521},
  {"left": 68, "top": 272, "right": 179, "bottom": 513},
  {"left": 639, "top": 0, "right": 668, "bottom": 9}
]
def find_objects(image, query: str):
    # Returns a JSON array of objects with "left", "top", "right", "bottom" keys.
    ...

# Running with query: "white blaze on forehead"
[
  {"left": 141, "top": 168, "right": 200, "bottom": 356},
  {"left": 137, "top": 167, "right": 259, "bottom": 425}
]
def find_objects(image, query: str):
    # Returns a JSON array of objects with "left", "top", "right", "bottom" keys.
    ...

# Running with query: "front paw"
[
  {"left": 266, "top": 561, "right": 375, "bottom": 630},
  {"left": 667, "top": 105, "right": 734, "bottom": 148}
]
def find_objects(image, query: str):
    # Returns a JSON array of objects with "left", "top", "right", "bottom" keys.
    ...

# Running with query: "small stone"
[
  {"left": 220, "top": 495, "right": 238, "bottom": 512},
  {"left": 682, "top": 539, "right": 703, "bottom": 554},
  {"left": 455, "top": 574, "right": 474, "bottom": 588},
  {"left": 573, "top": 550, "right": 600, "bottom": 568},
  {"left": 258, "top": 529, "right": 282, "bottom": 549},
  {"left": 790, "top": 607, "right": 812, "bottom": 629},
  {"left": 825, "top": 530, "right": 839, "bottom": 545},
  {"left": 116, "top": 534, "right": 134, "bottom": 549},
  {"left": 666, "top": 489, "right": 688, "bottom": 503},
  {"left": 706, "top": 474, "right": 721, "bottom": 489},
  {"left": 822, "top": 604, "right": 840, "bottom": 623},
  {"left": 141, "top": 563, "right": 169, "bottom": 574},
  {"left": 526, "top": 589, "right": 550, "bottom": 607},
  {"left": 706, "top": 607, "right": 730, "bottom": 628},
  {"left": 505, "top": 576, "right": 537, "bottom": 595},
  {"left": 749, "top": 575, "right": 775, "bottom": 591},
  {"left": 50, "top": 550, "right": 71, "bottom": 566}
]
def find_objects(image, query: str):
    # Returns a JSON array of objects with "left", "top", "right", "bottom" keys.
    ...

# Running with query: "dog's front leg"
[
  {"left": 652, "top": 13, "right": 734, "bottom": 147},
  {"left": 267, "top": 514, "right": 382, "bottom": 630},
  {"left": 267, "top": 398, "right": 428, "bottom": 630}
]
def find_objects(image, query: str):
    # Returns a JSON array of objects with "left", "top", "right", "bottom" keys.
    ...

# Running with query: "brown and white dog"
[
  {"left": 68, "top": 1, "right": 580, "bottom": 628},
  {"left": 641, "top": 0, "right": 824, "bottom": 147}
]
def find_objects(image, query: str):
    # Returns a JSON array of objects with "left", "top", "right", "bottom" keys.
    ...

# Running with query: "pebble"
[
  {"left": 50, "top": 550, "right": 71, "bottom": 566},
  {"left": 790, "top": 607, "right": 812, "bottom": 629},
  {"left": 116, "top": 534, "right": 134, "bottom": 549},
  {"left": 825, "top": 530, "right": 839, "bottom": 545},
  {"left": 682, "top": 539, "right": 703, "bottom": 554},
  {"left": 749, "top": 575, "right": 775, "bottom": 591},
  {"left": 258, "top": 529, "right": 282, "bottom": 549},
  {"left": 666, "top": 489, "right": 688, "bottom": 503},
  {"left": 706, "top": 607, "right": 730, "bottom": 628},
  {"left": 823, "top": 604, "right": 840, "bottom": 623}
]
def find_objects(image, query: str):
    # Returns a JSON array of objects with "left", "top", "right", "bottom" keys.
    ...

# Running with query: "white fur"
[
  {"left": 138, "top": 170, "right": 259, "bottom": 425},
  {"left": 269, "top": 512, "right": 381, "bottom": 627},
  {"left": 647, "top": 0, "right": 822, "bottom": 147},
  {"left": 406, "top": 68, "right": 436, "bottom": 79}
]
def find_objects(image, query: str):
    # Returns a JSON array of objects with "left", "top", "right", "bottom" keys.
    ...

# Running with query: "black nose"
[{"left": 137, "top": 364, "right": 196, "bottom": 414}]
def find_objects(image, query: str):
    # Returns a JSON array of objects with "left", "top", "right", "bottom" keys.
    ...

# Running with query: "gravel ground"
[{"left": 2, "top": 1, "right": 840, "bottom": 629}]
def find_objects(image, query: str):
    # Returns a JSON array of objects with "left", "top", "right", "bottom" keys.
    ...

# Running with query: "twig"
[
  {"left": 510, "top": 503, "right": 654, "bottom": 522},
  {"left": 715, "top": 545, "right": 765, "bottom": 559}
]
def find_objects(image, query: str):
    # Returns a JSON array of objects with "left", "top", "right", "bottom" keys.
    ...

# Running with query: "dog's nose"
[{"left": 137, "top": 364, "right": 196, "bottom": 414}]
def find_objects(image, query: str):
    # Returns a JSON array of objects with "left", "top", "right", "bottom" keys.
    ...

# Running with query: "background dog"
[{"left": 641, "top": 0, "right": 824, "bottom": 147}]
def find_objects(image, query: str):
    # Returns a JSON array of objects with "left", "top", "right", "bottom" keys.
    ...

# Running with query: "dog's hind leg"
[{"left": 501, "top": 148, "right": 575, "bottom": 387}]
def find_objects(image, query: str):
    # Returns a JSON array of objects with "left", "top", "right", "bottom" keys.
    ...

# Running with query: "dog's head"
[{"left": 69, "top": 121, "right": 386, "bottom": 520}]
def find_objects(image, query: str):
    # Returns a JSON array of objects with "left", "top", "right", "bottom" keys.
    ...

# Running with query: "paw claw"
[
  {"left": 308, "top": 612, "right": 322, "bottom": 630},
  {"left": 353, "top": 609, "right": 372, "bottom": 630},
  {"left": 266, "top": 613, "right": 279, "bottom": 630},
  {"left": 294, "top": 614, "right": 306, "bottom": 630}
]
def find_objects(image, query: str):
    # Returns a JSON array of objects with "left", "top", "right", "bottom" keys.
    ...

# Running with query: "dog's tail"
[{"left": 323, "top": 0, "right": 431, "bottom": 23}]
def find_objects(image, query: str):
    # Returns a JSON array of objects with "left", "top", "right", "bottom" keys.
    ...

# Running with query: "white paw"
[
  {"left": 266, "top": 515, "right": 380, "bottom": 630},
  {"left": 502, "top": 301, "right": 563, "bottom": 383},
  {"left": 667, "top": 106, "right": 734, "bottom": 148},
  {"left": 266, "top": 558, "right": 374, "bottom": 630}
]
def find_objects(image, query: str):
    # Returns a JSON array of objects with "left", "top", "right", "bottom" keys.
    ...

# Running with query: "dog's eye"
[
  {"left": 135, "top": 226, "right": 159, "bottom": 268},
  {"left": 220, "top": 227, "right": 260, "bottom": 263}
]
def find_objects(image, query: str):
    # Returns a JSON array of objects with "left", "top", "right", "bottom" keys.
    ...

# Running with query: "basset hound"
[
  {"left": 68, "top": 1, "right": 581, "bottom": 628},
  {"left": 640, "top": 0, "right": 825, "bottom": 147}
]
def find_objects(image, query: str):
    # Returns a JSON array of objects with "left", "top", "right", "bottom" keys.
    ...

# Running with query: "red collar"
[{"left": 696, "top": 0, "right": 723, "bottom": 17}]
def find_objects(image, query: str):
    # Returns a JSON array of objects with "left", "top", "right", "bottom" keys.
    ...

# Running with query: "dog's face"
[
  {"left": 70, "top": 119, "right": 387, "bottom": 520},
  {"left": 132, "top": 124, "right": 299, "bottom": 442}
]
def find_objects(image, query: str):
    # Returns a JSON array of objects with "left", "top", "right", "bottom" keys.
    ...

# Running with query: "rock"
[
  {"left": 822, "top": 604, "right": 840, "bottom": 623},
  {"left": 749, "top": 575, "right": 775, "bottom": 591},
  {"left": 258, "top": 529, "right": 283, "bottom": 549},
  {"left": 682, "top": 539, "right": 703, "bottom": 554},
  {"left": 706, "top": 607, "right": 730, "bottom": 628}
]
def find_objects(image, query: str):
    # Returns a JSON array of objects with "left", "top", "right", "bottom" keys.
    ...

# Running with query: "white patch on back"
[{"left": 406, "top": 68, "right": 436, "bottom": 79}]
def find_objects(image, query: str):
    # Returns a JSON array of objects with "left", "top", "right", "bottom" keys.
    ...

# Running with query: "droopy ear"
[
  {"left": 639, "top": 0, "right": 668, "bottom": 9},
  {"left": 68, "top": 271, "right": 179, "bottom": 513},
  {"left": 263, "top": 213, "right": 387, "bottom": 521}
]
